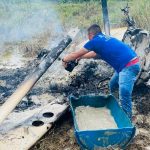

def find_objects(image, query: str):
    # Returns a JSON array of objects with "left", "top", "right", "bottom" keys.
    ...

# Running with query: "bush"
[
  {"left": 55, "top": 1, "right": 103, "bottom": 28},
  {"left": 130, "top": 0, "right": 150, "bottom": 31},
  {"left": 56, "top": 0, "right": 150, "bottom": 31}
]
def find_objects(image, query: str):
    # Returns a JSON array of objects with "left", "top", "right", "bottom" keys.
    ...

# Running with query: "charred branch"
[{"left": 0, "top": 36, "right": 72, "bottom": 124}]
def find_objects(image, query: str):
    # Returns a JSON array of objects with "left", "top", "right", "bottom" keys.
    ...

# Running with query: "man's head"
[{"left": 87, "top": 24, "right": 102, "bottom": 40}]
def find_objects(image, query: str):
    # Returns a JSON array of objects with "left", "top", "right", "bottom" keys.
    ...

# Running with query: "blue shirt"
[{"left": 84, "top": 33, "right": 137, "bottom": 72}]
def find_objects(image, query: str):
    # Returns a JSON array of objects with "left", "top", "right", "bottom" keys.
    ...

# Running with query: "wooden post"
[
  {"left": 101, "top": 0, "right": 110, "bottom": 35},
  {"left": 0, "top": 36, "right": 72, "bottom": 124}
]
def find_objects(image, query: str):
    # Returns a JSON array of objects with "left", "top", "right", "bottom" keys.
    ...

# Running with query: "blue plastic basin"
[{"left": 69, "top": 95, "right": 136, "bottom": 150}]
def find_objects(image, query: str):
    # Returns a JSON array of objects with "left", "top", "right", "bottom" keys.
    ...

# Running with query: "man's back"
[{"left": 84, "top": 33, "right": 137, "bottom": 72}]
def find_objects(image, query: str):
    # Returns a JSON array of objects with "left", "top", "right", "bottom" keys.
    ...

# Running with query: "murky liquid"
[{"left": 75, "top": 106, "right": 118, "bottom": 130}]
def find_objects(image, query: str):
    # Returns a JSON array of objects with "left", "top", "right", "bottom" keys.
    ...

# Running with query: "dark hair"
[{"left": 88, "top": 24, "right": 102, "bottom": 35}]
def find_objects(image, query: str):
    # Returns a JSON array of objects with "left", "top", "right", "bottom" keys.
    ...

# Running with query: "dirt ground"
[
  {"left": 30, "top": 87, "right": 150, "bottom": 150},
  {"left": 0, "top": 49, "right": 150, "bottom": 150},
  {"left": 30, "top": 79, "right": 150, "bottom": 150},
  {"left": 0, "top": 28, "right": 150, "bottom": 150}
]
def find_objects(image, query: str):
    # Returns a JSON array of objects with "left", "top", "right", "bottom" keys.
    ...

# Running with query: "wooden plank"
[{"left": 0, "top": 99, "right": 68, "bottom": 150}]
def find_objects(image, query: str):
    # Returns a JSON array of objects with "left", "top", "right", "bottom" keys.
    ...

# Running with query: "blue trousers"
[{"left": 109, "top": 63, "right": 140, "bottom": 119}]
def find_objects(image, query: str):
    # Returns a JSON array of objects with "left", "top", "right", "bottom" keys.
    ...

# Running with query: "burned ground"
[
  {"left": 0, "top": 56, "right": 150, "bottom": 149},
  {"left": 30, "top": 61, "right": 150, "bottom": 150},
  {"left": 0, "top": 45, "right": 150, "bottom": 149}
]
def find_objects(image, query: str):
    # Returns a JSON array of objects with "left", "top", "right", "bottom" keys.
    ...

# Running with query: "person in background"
[{"left": 62, "top": 24, "right": 140, "bottom": 120}]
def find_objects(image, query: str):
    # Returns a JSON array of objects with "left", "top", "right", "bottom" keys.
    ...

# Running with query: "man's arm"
[
  {"left": 63, "top": 48, "right": 89, "bottom": 62},
  {"left": 62, "top": 48, "right": 98, "bottom": 68},
  {"left": 79, "top": 51, "right": 97, "bottom": 59}
]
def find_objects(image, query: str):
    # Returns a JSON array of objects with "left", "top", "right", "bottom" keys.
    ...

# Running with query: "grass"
[
  {"left": 0, "top": 0, "right": 149, "bottom": 53},
  {"left": 130, "top": 0, "right": 150, "bottom": 31},
  {"left": 0, "top": 0, "right": 149, "bottom": 31},
  {"left": 55, "top": 0, "right": 150, "bottom": 31},
  {"left": 55, "top": 1, "right": 128, "bottom": 29},
  {"left": 55, "top": 2, "right": 103, "bottom": 29}
]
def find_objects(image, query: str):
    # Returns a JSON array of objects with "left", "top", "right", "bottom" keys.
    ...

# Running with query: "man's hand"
[
  {"left": 62, "top": 58, "right": 68, "bottom": 68},
  {"left": 62, "top": 48, "right": 97, "bottom": 70}
]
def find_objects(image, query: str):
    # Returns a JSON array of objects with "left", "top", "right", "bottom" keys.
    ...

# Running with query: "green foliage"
[
  {"left": 0, "top": 0, "right": 149, "bottom": 31},
  {"left": 130, "top": 0, "right": 150, "bottom": 31},
  {"left": 56, "top": 0, "right": 150, "bottom": 31},
  {"left": 55, "top": 0, "right": 127, "bottom": 29},
  {"left": 55, "top": 1, "right": 103, "bottom": 28},
  {"left": 59, "top": 0, "right": 99, "bottom": 3}
]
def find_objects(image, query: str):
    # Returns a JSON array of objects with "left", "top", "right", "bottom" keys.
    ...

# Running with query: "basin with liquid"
[{"left": 69, "top": 95, "right": 136, "bottom": 150}]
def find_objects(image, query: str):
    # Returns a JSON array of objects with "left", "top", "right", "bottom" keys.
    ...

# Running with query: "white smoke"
[{"left": 0, "top": 0, "right": 64, "bottom": 51}]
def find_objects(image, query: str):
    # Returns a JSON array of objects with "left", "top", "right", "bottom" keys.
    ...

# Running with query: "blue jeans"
[{"left": 109, "top": 63, "right": 141, "bottom": 119}]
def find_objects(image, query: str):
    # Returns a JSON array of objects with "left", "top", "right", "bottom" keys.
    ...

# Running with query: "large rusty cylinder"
[{"left": 0, "top": 35, "right": 72, "bottom": 124}]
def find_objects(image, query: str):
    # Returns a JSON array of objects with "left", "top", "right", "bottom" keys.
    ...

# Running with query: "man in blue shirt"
[{"left": 62, "top": 24, "right": 140, "bottom": 120}]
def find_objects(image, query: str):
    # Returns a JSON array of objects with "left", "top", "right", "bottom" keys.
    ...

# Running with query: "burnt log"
[{"left": 0, "top": 36, "right": 72, "bottom": 124}]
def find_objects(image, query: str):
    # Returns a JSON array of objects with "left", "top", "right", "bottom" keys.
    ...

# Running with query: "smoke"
[{"left": 0, "top": 0, "right": 64, "bottom": 51}]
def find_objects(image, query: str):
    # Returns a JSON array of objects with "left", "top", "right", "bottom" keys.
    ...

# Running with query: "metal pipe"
[
  {"left": 0, "top": 36, "right": 72, "bottom": 124},
  {"left": 101, "top": 0, "right": 110, "bottom": 35}
]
